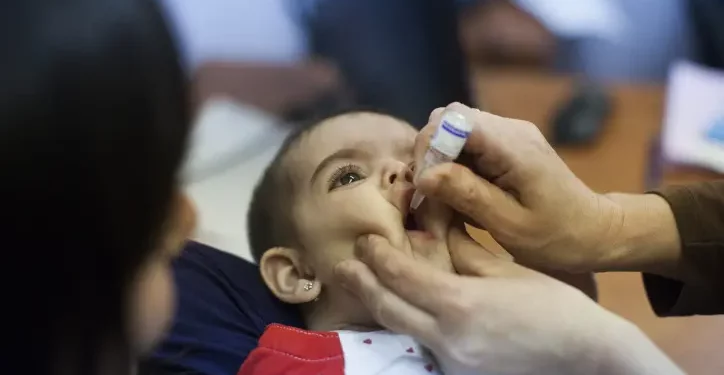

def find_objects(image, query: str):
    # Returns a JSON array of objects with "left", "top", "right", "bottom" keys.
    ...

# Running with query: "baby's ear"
[{"left": 259, "top": 247, "right": 321, "bottom": 304}]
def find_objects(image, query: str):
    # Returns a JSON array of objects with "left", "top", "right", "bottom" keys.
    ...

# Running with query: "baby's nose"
[{"left": 388, "top": 167, "right": 414, "bottom": 185}]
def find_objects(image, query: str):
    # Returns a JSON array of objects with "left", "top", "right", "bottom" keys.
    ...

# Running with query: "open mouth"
[{"left": 404, "top": 212, "right": 421, "bottom": 231}]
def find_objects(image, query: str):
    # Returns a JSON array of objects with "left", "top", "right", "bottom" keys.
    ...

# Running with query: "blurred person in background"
[
  {"left": 1, "top": 0, "right": 195, "bottom": 374},
  {"left": 461, "top": 0, "right": 698, "bottom": 82},
  {"left": 158, "top": 0, "right": 472, "bottom": 127},
  {"left": 159, "top": 0, "right": 724, "bottom": 121}
]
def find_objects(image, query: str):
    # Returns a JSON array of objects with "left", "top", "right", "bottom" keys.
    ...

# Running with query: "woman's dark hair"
[{"left": 0, "top": 1, "right": 190, "bottom": 374}]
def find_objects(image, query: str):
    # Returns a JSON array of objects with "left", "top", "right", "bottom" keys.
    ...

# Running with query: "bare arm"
[
  {"left": 603, "top": 180, "right": 724, "bottom": 285},
  {"left": 598, "top": 193, "right": 682, "bottom": 279},
  {"left": 605, "top": 182, "right": 724, "bottom": 316}
]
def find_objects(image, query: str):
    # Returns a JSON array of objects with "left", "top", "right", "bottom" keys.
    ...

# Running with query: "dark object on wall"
[
  {"left": 551, "top": 82, "right": 612, "bottom": 145},
  {"left": 689, "top": 0, "right": 724, "bottom": 69}
]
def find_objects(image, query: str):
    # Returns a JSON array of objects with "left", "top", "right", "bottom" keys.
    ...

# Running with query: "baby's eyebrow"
[{"left": 310, "top": 148, "right": 370, "bottom": 186}]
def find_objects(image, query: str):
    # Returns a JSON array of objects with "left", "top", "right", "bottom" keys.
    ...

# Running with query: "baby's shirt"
[{"left": 238, "top": 324, "right": 444, "bottom": 375}]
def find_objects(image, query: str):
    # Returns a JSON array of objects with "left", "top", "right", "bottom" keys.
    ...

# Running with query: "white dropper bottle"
[{"left": 410, "top": 109, "right": 472, "bottom": 210}]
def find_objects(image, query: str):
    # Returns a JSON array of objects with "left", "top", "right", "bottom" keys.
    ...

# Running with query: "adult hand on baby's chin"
[{"left": 334, "top": 227, "right": 683, "bottom": 375}]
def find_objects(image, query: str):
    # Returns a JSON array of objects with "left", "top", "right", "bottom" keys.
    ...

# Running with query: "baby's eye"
[
  {"left": 338, "top": 172, "right": 362, "bottom": 186},
  {"left": 328, "top": 165, "right": 366, "bottom": 191}
]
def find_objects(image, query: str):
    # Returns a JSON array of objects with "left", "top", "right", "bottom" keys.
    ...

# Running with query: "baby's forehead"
[
  {"left": 297, "top": 112, "right": 415, "bottom": 156},
  {"left": 284, "top": 112, "right": 417, "bottom": 180}
]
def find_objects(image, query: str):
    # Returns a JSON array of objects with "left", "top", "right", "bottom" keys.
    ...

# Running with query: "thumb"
[
  {"left": 417, "top": 162, "right": 526, "bottom": 231},
  {"left": 448, "top": 225, "right": 532, "bottom": 278}
]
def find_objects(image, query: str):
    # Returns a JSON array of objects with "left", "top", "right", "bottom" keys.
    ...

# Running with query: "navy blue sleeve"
[{"left": 145, "top": 242, "right": 304, "bottom": 375}]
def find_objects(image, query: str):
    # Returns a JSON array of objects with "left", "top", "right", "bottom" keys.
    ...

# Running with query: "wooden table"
[{"left": 472, "top": 69, "right": 724, "bottom": 374}]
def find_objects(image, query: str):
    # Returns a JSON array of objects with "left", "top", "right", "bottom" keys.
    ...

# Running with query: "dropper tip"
[{"left": 410, "top": 190, "right": 425, "bottom": 211}]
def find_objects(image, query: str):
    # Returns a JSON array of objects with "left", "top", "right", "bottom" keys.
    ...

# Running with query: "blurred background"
[{"left": 165, "top": 1, "right": 724, "bottom": 373}]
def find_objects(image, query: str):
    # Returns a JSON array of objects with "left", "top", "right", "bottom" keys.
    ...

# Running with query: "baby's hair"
[
  {"left": 247, "top": 106, "right": 383, "bottom": 262},
  {"left": 247, "top": 124, "right": 314, "bottom": 262}
]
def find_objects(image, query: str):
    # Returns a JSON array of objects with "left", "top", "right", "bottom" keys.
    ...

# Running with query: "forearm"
[{"left": 595, "top": 193, "right": 683, "bottom": 279}]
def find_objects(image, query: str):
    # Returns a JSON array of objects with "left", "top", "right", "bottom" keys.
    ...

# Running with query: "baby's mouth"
[
  {"left": 404, "top": 211, "right": 422, "bottom": 231},
  {"left": 400, "top": 188, "right": 426, "bottom": 232}
]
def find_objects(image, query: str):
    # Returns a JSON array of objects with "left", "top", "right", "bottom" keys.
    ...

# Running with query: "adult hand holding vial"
[{"left": 337, "top": 102, "right": 683, "bottom": 375}]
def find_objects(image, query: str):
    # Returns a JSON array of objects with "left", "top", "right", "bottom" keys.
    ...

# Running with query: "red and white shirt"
[{"left": 238, "top": 324, "right": 444, "bottom": 375}]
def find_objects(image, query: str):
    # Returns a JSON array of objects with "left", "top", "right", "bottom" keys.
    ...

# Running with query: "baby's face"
[{"left": 285, "top": 113, "right": 453, "bottom": 327}]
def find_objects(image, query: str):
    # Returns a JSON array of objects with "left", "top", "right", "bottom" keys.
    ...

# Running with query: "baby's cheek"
[
  {"left": 310, "top": 240, "right": 356, "bottom": 281},
  {"left": 339, "top": 212, "right": 407, "bottom": 249}
]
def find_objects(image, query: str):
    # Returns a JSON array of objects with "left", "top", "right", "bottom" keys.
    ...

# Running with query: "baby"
[
  {"left": 238, "top": 111, "right": 459, "bottom": 375},
  {"left": 239, "top": 111, "right": 594, "bottom": 375}
]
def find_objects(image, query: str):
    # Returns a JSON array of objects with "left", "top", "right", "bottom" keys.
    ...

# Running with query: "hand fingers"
[
  {"left": 414, "top": 103, "right": 486, "bottom": 182},
  {"left": 445, "top": 102, "right": 549, "bottom": 186},
  {"left": 334, "top": 259, "right": 438, "bottom": 344},
  {"left": 417, "top": 162, "right": 527, "bottom": 232},
  {"left": 458, "top": 107, "right": 515, "bottom": 181},
  {"left": 416, "top": 103, "right": 504, "bottom": 182},
  {"left": 354, "top": 234, "right": 459, "bottom": 314},
  {"left": 421, "top": 102, "right": 552, "bottom": 191},
  {"left": 446, "top": 102, "right": 524, "bottom": 180},
  {"left": 448, "top": 225, "right": 533, "bottom": 278}
]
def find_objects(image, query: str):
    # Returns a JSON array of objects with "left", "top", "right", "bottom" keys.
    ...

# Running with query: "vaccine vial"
[{"left": 410, "top": 110, "right": 472, "bottom": 210}]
